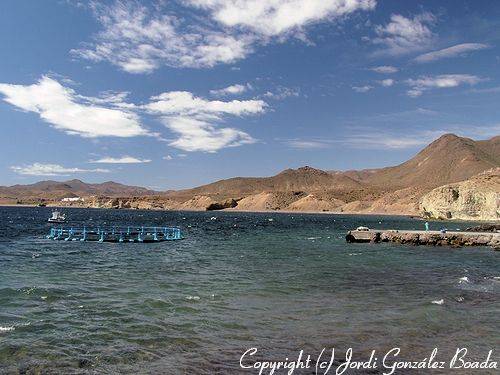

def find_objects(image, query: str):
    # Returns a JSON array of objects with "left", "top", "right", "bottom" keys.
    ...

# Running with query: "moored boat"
[{"left": 48, "top": 210, "right": 66, "bottom": 223}]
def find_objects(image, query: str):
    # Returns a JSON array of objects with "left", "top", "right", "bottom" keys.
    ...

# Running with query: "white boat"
[{"left": 48, "top": 210, "right": 66, "bottom": 223}]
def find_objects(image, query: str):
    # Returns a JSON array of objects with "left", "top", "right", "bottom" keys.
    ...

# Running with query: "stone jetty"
[{"left": 346, "top": 229, "right": 500, "bottom": 250}]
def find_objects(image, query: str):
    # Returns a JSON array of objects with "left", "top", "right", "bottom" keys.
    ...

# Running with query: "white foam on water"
[
  {"left": 459, "top": 276, "right": 469, "bottom": 283},
  {"left": 432, "top": 299, "right": 444, "bottom": 305},
  {"left": 349, "top": 253, "right": 362, "bottom": 256},
  {"left": 41, "top": 296, "right": 47, "bottom": 300},
  {"left": 186, "top": 296, "right": 200, "bottom": 300},
  {"left": 0, "top": 326, "right": 15, "bottom": 332}
]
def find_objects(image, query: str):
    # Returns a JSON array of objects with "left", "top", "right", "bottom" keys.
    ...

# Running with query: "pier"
[
  {"left": 346, "top": 228, "right": 500, "bottom": 250},
  {"left": 47, "top": 226, "right": 182, "bottom": 243}
]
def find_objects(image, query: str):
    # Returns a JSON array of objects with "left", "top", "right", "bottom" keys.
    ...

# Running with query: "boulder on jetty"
[
  {"left": 206, "top": 198, "right": 239, "bottom": 211},
  {"left": 466, "top": 224, "right": 500, "bottom": 232}
]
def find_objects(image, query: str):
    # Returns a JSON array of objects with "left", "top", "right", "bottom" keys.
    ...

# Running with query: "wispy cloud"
[
  {"left": 72, "top": 1, "right": 253, "bottom": 73},
  {"left": 414, "top": 43, "right": 489, "bottom": 63},
  {"left": 262, "top": 86, "right": 300, "bottom": 100},
  {"left": 342, "top": 124, "right": 500, "bottom": 149},
  {"left": 370, "top": 65, "right": 398, "bottom": 74},
  {"left": 210, "top": 83, "right": 251, "bottom": 96},
  {"left": 372, "top": 12, "right": 436, "bottom": 56},
  {"left": 285, "top": 140, "right": 330, "bottom": 149},
  {"left": 90, "top": 156, "right": 151, "bottom": 163},
  {"left": 469, "top": 86, "right": 500, "bottom": 94},
  {"left": 352, "top": 85, "right": 373, "bottom": 93},
  {"left": 406, "top": 74, "right": 483, "bottom": 97},
  {"left": 0, "top": 76, "right": 149, "bottom": 138},
  {"left": 11, "top": 163, "right": 110, "bottom": 176},
  {"left": 343, "top": 135, "right": 427, "bottom": 149},
  {"left": 73, "top": 0, "right": 377, "bottom": 73}
]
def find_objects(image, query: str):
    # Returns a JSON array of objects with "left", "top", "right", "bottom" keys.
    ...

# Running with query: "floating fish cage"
[{"left": 47, "top": 226, "right": 182, "bottom": 243}]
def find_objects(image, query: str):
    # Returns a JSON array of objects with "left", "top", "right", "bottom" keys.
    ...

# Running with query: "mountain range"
[{"left": 1, "top": 134, "right": 499, "bottom": 217}]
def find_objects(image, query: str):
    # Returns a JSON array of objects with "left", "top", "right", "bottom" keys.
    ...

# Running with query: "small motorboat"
[{"left": 48, "top": 210, "right": 66, "bottom": 223}]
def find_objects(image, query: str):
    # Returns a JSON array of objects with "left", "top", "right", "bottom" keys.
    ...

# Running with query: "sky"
[{"left": 0, "top": 0, "right": 499, "bottom": 190}]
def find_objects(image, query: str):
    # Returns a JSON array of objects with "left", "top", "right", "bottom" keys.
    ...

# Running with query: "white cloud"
[
  {"left": 210, "top": 83, "right": 251, "bottom": 96},
  {"left": 163, "top": 155, "right": 173, "bottom": 160},
  {"left": 163, "top": 116, "right": 255, "bottom": 152},
  {"left": 144, "top": 91, "right": 265, "bottom": 152},
  {"left": 0, "top": 75, "right": 266, "bottom": 153},
  {"left": 414, "top": 43, "right": 489, "bottom": 63},
  {"left": 0, "top": 76, "right": 149, "bottom": 138},
  {"left": 90, "top": 156, "right": 151, "bottom": 163},
  {"left": 11, "top": 163, "right": 110, "bottom": 176},
  {"left": 145, "top": 91, "right": 266, "bottom": 118},
  {"left": 188, "top": 0, "right": 377, "bottom": 36},
  {"left": 372, "top": 13, "right": 435, "bottom": 55},
  {"left": 406, "top": 74, "right": 482, "bottom": 97},
  {"left": 370, "top": 65, "right": 398, "bottom": 74},
  {"left": 379, "top": 79, "right": 394, "bottom": 87},
  {"left": 73, "top": 1, "right": 376, "bottom": 73},
  {"left": 352, "top": 85, "right": 373, "bottom": 93}
]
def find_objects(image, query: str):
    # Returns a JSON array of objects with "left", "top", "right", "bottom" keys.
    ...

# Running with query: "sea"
[{"left": 0, "top": 206, "right": 498, "bottom": 374}]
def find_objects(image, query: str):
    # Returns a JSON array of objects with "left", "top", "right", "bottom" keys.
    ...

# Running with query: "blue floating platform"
[{"left": 46, "top": 226, "right": 183, "bottom": 243}]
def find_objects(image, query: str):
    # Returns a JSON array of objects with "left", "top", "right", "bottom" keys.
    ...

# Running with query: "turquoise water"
[{"left": 0, "top": 207, "right": 498, "bottom": 374}]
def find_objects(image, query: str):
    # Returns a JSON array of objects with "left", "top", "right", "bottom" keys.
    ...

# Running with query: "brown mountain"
[
  {"left": 362, "top": 134, "right": 500, "bottom": 190},
  {"left": 0, "top": 179, "right": 155, "bottom": 203},
  {"left": 170, "top": 134, "right": 499, "bottom": 198},
  {"left": 167, "top": 166, "right": 366, "bottom": 201}
]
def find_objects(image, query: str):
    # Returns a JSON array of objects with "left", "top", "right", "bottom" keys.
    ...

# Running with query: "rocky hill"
[{"left": 420, "top": 168, "right": 500, "bottom": 221}]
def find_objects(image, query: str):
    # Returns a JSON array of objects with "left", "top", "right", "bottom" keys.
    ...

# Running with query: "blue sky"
[{"left": 0, "top": 0, "right": 499, "bottom": 189}]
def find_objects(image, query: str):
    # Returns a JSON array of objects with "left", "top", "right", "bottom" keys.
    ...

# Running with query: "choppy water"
[{"left": 0, "top": 207, "right": 498, "bottom": 374}]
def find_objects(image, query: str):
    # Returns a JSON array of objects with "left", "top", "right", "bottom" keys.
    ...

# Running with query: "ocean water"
[{"left": 0, "top": 206, "right": 498, "bottom": 374}]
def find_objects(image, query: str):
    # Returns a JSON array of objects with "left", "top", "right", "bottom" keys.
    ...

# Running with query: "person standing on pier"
[{"left": 425, "top": 221, "right": 429, "bottom": 231}]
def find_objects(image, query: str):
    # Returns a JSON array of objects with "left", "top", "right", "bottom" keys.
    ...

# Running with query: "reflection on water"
[{"left": 0, "top": 207, "right": 498, "bottom": 373}]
